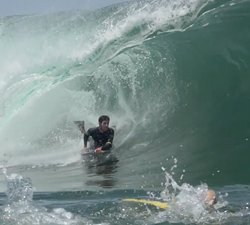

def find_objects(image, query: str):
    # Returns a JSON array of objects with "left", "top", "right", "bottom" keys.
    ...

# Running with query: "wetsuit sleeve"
[
  {"left": 84, "top": 128, "right": 94, "bottom": 148},
  {"left": 102, "top": 129, "right": 114, "bottom": 150}
]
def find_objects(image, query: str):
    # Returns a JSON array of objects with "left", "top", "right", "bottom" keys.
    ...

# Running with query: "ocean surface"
[{"left": 0, "top": 0, "right": 250, "bottom": 224}]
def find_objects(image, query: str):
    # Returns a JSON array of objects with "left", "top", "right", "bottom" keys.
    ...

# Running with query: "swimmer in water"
[{"left": 205, "top": 190, "right": 217, "bottom": 206}]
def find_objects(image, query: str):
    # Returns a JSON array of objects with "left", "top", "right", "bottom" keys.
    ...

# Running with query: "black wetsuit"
[{"left": 84, "top": 127, "right": 114, "bottom": 150}]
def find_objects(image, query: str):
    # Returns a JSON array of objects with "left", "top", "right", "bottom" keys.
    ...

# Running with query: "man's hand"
[
  {"left": 95, "top": 147, "right": 102, "bottom": 153},
  {"left": 81, "top": 147, "right": 88, "bottom": 155}
]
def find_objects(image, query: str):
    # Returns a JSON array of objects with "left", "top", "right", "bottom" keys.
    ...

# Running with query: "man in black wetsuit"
[{"left": 83, "top": 115, "right": 114, "bottom": 153}]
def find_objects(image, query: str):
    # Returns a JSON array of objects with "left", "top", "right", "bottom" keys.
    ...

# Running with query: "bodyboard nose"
[{"left": 122, "top": 199, "right": 167, "bottom": 209}]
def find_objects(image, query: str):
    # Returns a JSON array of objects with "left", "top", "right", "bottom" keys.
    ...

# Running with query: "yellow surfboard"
[{"left": 122, "top": 199, "right": 167, "bottom": 209}]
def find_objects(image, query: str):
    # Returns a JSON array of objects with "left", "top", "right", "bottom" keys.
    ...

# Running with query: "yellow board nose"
[{"left": 122, "top": 199, "right": 168, "bottom": 209}]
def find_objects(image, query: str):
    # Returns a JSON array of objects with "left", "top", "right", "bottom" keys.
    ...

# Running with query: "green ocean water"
[{"left": 0, "top": 0, "right": 250, "bottom": 224}]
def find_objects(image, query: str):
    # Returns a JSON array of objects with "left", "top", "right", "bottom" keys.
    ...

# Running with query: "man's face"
[{"left": 100, "top": 120, "right": 109, "bottom": 131}]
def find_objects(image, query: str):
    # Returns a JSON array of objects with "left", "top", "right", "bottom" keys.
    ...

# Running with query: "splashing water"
[
  {"left": 1, "top": 167, "right": 98, "bottom": 225},
  {"left": 146, "top": 162, "right": 250, "bottom": 224}
]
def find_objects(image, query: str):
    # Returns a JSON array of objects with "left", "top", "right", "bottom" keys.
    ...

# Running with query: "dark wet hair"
[{"left": 98, "top": 115, "right": 110, "bottom": 123}]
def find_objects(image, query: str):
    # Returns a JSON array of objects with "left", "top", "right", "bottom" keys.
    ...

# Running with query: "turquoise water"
[{"left": 0, "top": 0, "right": 250, "bottom": 224}]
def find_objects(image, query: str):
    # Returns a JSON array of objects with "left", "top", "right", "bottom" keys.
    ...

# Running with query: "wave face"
[{"left": 0, "top": 0, "right": 250, "bottom": 189}]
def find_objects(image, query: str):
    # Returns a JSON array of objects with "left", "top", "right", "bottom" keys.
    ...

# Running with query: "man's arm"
[
  {"left": 102, "top": 129, "right": 114, "bottom": 150},
  {"left": 83, "top": 128, "right": 93, "bottom": 148}
]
